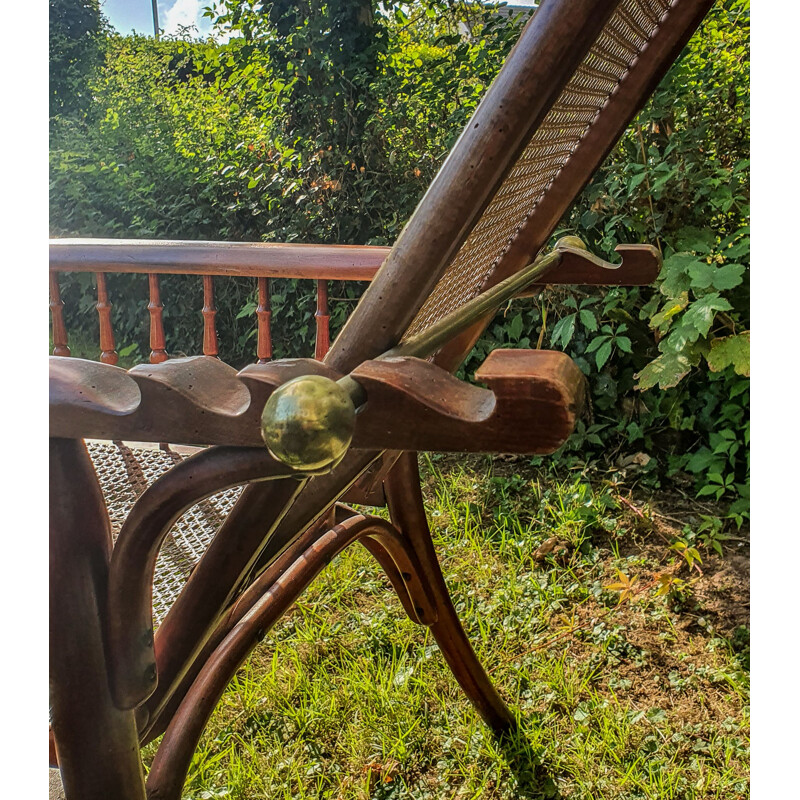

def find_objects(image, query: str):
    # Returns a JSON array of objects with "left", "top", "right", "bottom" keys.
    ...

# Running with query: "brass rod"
[
  {"left": 336, "top": 248, "right": 565, "bottom": 408},
  {"left": 383, "top": 249, "right": 563, "bottom": 361}
]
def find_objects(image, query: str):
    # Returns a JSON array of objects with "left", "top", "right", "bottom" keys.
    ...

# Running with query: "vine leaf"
[
  {"left": 707, "top": 331, "right": 750, "bottom": 376},
  {"left": 604, "top": 571, "right": 639, "bottom": 603}
]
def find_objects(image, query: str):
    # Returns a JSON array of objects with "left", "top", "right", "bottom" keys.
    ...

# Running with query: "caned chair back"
[{"left": 328, "top": 0, "right": 712, "bottom": 373}]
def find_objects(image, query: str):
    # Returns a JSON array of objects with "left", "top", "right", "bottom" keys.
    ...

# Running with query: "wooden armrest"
[
  {"left": 350, "top": 350, "right": 584, "bottom": 455},
  {"left": 49, "top": 356, "right": 338, "bottom": 445},
  {"left": 51, "top": 350, "right": 584, "bottom": 456}
]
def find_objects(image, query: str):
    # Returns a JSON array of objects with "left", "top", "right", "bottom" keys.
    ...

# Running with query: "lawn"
[{"left": 144, "top": 455, "right": 749, "bottom": 800}]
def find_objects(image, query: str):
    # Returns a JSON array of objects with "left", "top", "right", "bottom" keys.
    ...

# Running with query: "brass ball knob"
[
  {"left": 260, "top": 375, "right": 356, "bottom": 473},
  {"left": 554, "top": 235, "right": 588, "bottom": 251}
]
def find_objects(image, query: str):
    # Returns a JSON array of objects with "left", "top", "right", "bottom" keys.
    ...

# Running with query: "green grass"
[{"left": 145, "top": 455, "right": 749, "bottom": 799}]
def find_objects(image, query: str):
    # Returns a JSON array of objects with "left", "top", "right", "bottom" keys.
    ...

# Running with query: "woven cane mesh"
[
  {"left": 403, "top": 0, "right": 670, "bottom": 337},
  {"left": 87, "top": 442, "right": 241, "bottom": 625}
]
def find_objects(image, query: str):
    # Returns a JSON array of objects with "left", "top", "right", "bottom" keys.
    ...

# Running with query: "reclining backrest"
[{"left": 327, "top": 0, "right": 713, "bottom": 374}]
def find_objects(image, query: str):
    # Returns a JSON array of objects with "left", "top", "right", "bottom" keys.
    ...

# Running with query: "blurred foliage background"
[{"left": 49, "top": 0, "right": 749, "bottom": 514}]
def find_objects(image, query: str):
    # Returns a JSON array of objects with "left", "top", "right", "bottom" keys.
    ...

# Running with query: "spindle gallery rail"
[{"left": 48, "top": 239, "right": 392, "bottom": 364}]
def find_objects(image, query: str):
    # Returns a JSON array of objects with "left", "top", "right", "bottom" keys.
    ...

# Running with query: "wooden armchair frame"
[{"left": 49, "top": 1, "right": 714, "bottom": 797}]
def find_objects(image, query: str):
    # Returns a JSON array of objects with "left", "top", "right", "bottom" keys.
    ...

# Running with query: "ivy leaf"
[
  {"left": 682, "top": 293, "right": 733, "bottom": 338},
  {"left": 711, "top": 262, "right": 745, "bottom": 291},
  {"left": 551, "top": 313, "right": 576, "bottom": 348},
  {"left": 707, "top": 331, "right": 750, "bottom": 376},
  {"left": 579, "top": 309, "right": 598, "bottom": 331},
  {"left": 636, "top": 351, "right": 694, "bottom": 390},
  {"left": 596, "top": 340, "right": 613, "bottom": 370},
  {"left": 507, "top": 312, "right": 524, "bottom": 341},
  {"left": 659, "top": 253, "right": 696, "bottom": 298}
]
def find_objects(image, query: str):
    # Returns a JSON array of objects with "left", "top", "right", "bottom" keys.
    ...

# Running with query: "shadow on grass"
[{"left": 495, "top": 719, "right": 561, "bottom": 800}]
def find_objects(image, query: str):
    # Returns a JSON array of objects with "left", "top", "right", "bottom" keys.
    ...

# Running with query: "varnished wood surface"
[
  {"left": 50, "top": 439, "right": 146, "bottom": 798},
  {"left": 201, "top": 275, "right": 219, "bottom": 357},
  {"left": 256, "top": 277, "right": 272, "bottom": 362},
  {"left": 140, "top": 516, "right": 333, "bottom": 743},
  {"left": 50, "top": 351, "right": 584, "bottom": 455},
  {"left": 47, "top": 2, "right": 714, "bottom": 790},
  {"left": 148, "top": 274, "right": 168, "bottom": 363},
  {"left": 384, "top": 453, "right": 515, "bottom": 731},
  {"left": 49, "top": 239, "right": 390, "bottom": 280},
  {"left": 95, "top": 272, "right": 118, "bottom": 365},
  {"left": 351, "top": 351, "right": 585, "bottom": 455},
  {"left": 106, "top": 445, "right": 298, "bottom": 710},
  {"left": 525, "top": 244, "right": 662, "bottom": 289},
  {"left": 49, "top": 272, "right": 70, "bottom": 356},
  {"left": 49, "top": 355, "right": 337, "bottom": 446}
]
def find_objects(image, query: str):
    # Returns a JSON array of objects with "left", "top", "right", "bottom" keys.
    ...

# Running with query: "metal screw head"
[
  {"left": 260, "top": 374, "right": 356, "bottom": 473},
  {"left": 554, "top": 235, "right": 588, "bottom": 251}
]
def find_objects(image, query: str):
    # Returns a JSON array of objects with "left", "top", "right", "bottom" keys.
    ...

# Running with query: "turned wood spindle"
[
  {"left": 49, "top": 272, "right": 70, "bottom": 357},
  {"left": 314, "top": 279, "right": 330, "bottom": 361},
  {"left": 256, "top": 277, "right": 272, "bottom": 364},
  {"left": 95, "top": 272, "right": 119, "bottom": 365},
  {"left": 201, "top": 276, "right": 219, "bottom": 358},
  {"left": 148, "top": 274, "right": 168, "bottom": 364}
]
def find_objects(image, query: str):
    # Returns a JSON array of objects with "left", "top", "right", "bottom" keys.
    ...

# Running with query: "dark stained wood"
[
  {"left": 141, "top": 475, "right": 310, "bottom": 727},
  {"left": 348, "top": 352, "right": 584, "bottom": 455},
  {"left": 245, "top": 451, "right": 381, "bottom": 577},
  {"left": 325, "top": 0, "right": 618, "bottom": 373},
  {"left": 340, "top": 451, "right": 400, "bottom": 507},
  {"left": 201, "top": 275, "right": 219, "bottom": 357},
  {"left": 49, "top": 239, "right": 389, "bottom": 280},
  {"left": 524, "top": 244, "right": 662, "bottom": 289},
  {"left": 161, "top": 454, "right": 385, "bottom": 733},
  {"left": 50, "top": 438, "right": 146, "bottom": 799},
  {"left": 49, "top": 271, "right": 70, "bottom": 357},
  {"left": 146, "top": 515, "right": 434, "bottom": 800},
  {"left": 141, "top": 504, "right": 437, "bottom": 744},
  {"left": 140, "top": 515, "right": 334, "bottom": 743},
  {"left": 256, "top": 277, "right": 272, "bottom": 363},
  {"left": 49, "top": 355, "right": 339, "bottom": 446},
  {"left": 148, "top": 273, "right": 168, "bottom": 363},
  {"left": 105, "top": 446, "right": 296, "bottom": 710},
  {"left": 48, "top": 240, "right": 660, "bottom": 295},
  {"left": 47, "top": 1, "right": 716, "bottom": 788},
  {"left": 95, "top": 272, "right": 119, "bottom": 365},
  {"left": 50, "top": 357, "right": 141, "bottom": 433},
  {"left": 384, "top": 453, "right": 515, "bottom": 732},
  {"left": 314, "top": 279, "right": 330, "bottom": 360},
  {"left": 49, "top": 352, "right": 582, "bottom": 454}
]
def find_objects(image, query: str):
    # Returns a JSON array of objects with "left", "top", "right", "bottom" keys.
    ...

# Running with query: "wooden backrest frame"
[{"left": 328, "top": 0, "right": 713, "bottom": 373}]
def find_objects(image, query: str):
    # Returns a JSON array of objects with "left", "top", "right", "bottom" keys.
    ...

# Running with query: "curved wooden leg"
[
  {"left": 50, "top": 438, "right": 146, "bottom": 800},
  {"left": 383, "top": 452, "right": 515, "bottom": 733},
  {"left": 146, "top": 514, "right": 432, "bottom": 800},
  {"left": 140, "top": 513, "right": 333, "bottom": 744}
]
